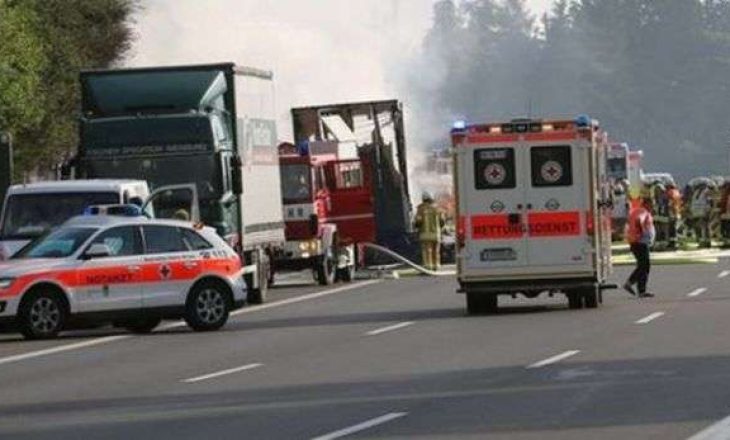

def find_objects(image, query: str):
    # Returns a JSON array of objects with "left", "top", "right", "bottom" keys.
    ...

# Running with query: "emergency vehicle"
[
  {"left": 452, "top": 117, "right": 613, "bottom": 314},
  {"left": 275, "top": 141, "right": 370, "bottom": 284},
  {"left": 0, "top": 215, "right": 245, "bottom": 339},
  {"left": 0, "top": 180, "right": 150, "bottom": 260}
]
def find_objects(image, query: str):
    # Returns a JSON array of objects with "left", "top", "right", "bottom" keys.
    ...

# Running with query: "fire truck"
[
  {"left": 452, "top": 117, "right": 613, "bottom": 314},
  {"left": 273, "top": 100, "right": 413, "bottom": 282}
]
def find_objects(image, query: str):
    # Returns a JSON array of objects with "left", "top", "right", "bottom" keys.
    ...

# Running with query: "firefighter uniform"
[
  {"left": 415, "top": 193, "right": 445, "bottom": 271},
  {"left": 650, "top": 183, "right": 670, "bottom": 250},
  {"left": 720, "top": 183, "right": 730, "bottom": 246},
  {"left": 690, "top": 185, "right": 712, "bottom": 248}
]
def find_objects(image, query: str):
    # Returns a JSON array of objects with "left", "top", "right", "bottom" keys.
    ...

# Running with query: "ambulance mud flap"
[{"left": 599, "top": 283, "right": 618, "bottom": 291}]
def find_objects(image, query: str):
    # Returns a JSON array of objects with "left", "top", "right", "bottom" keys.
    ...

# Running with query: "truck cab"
[
  {"left": 275, "top": 141, "right": 374, "bottom": 285},
  {"left": 453, "top": 117, "right": 613, "bottom": 314}
]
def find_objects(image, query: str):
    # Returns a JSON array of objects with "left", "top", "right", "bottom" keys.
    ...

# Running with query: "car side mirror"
[{"left": 84, "top": 243, "right": 112, "bottom": 260}]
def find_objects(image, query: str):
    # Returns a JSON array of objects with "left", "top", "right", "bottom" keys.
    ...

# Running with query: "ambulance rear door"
[
  {"left": 524, "top": 140, "right": 590, "bottom": 271},
  {"left": 459, "top": 141, "right": 529, "bottom": 272}
]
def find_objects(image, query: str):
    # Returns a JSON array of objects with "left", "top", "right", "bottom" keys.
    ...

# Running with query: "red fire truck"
[
  {"left": 273, "top": 100, "right": 413, "bottom": 284},
  {"left": 452, "top": 117, "right": 613, "bottom": 314},
  {"left": 275, "top": 141, "right": 374, "bottom": 284}
]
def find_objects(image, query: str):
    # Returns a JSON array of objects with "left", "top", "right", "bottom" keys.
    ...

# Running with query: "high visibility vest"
[{"left": 415, "top": 202, "right": 443, "bottom": 242}]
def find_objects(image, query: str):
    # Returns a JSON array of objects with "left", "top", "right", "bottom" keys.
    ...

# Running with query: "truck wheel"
[
  {"left": 584, "top": 285, "right": 600, "bottom": 309},
  {"left": 185, "top": 282, "right": 231, "bottom": 332},
  {"left": 317, "top": 248, "right": 336, "bottom": 286},
  {"left": 121, "top": 317, "right": 162, "bottom": 334},
  {"left": 336, "top": 264, "right": 355, "bottom": 283},
  {"left": 18, "top": 290, "right": 67, "bottom": 340},
  {"left": 466, "top": 292, "right": 497, "bottom": 315},
  {"left": 246, "top": 252, "right": 269, "bottom": 305},
  {"left": 567, "top": 292, "right": 583, "bottom": 310}
]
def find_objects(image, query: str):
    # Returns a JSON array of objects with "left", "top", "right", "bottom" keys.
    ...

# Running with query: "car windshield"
[
  {"left": 12, "top": 227, "right": 98, "bottom": 259},
  {"left": 0, "top": 192, "right": 118, "bottom": 240},
  {"left": 281, "top": 164, "right": 312, "bottom": 202}
]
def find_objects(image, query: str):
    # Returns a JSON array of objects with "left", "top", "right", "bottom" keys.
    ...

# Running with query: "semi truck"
[
  {"left": 70, "top": 63, "right": 285, "bottom": 303},
  {"left": 274, "top": 100, "right": 414, "bottom": 281}
]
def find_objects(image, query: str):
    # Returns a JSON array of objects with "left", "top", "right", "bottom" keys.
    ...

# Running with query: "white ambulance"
[{"left": 452, "top": 117, "right": 613, "bottom": 314}]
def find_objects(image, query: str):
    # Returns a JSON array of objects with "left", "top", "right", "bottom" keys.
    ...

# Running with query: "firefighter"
[
  {"left": 690, "top": 183, "right": 713, "bottom": 248},
  {"left": 650, "top": 182, "right": 670, "bottom": 250},
  {"left": 624, "top": 197, "right": 656, "bottom": 298},
  {"left": 666, "top": 183, "right": 682, "bottom": 249},
  {"left": 415, "top": 191, "right": 445, "bottom": 271},
  {"left": 720, "top": 181, "right": 730, "bottom": 246},
  {"left": 611, "top": 180, "right": 629, "bottom": 241}
]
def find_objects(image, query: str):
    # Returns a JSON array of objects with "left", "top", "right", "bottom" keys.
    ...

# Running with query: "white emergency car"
[
  {"left": 0, "top": 215, "right": 245, "bottom": 339},
  {"left": 0, "top": 180, "right": 150, "bottom": 260},
  {"left": 452, "top": 117, "right": 613, "bottom": 314}
]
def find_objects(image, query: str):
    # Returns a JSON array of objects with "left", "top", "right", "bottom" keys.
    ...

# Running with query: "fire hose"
[{"left": 361, "top": 242, "right": 455, "bottom": 277}]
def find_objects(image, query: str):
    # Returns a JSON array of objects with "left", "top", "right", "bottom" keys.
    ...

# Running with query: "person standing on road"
[
  {"left": 415, "top": 191, "right": 445, "bottom": 271},
  {"left": 624, "top": 197, "right": 656, "bottom": 298}
]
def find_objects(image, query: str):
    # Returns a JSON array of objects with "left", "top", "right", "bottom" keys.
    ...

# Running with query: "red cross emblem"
[
  {"left": 159, "top": 264, "right": 172, "bottom": 280},
  {"left": 541, "top": 161, "right": 563, "bottom": 183},
  {"left": 484, "top": 163, "right": 506, "bottom": 185}
]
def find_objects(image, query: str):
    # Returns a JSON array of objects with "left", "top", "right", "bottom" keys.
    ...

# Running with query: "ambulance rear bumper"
[{"left": 458, "top": 277, "right": 598, "bottom": 294}]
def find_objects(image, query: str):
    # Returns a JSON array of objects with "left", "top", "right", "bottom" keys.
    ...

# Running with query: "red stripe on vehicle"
[
  {"left": 527, "top": 212, "right": 581, "bottom": 237},
  {"left": 471, "top": 215, "right": 524, "bottom": 240}
]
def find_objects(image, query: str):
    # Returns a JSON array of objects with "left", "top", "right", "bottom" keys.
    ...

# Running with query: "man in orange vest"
[{"left": 624, "top": 197, "right": 656, "bottom": 298}]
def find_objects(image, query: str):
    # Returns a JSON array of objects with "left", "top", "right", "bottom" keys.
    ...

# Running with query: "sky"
[{"left": 128, "top": 0, "right": 554, "bottom": 140}]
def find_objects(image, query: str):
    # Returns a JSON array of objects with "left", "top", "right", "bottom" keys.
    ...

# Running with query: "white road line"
[
  {"left": 687, "top": 414, "right": 730, "bottom": 440},
  {"left": 182, "top": 363, "right": 263, "bottom": 383},
  {"left": 311, "top": 412, "right": 408, "bottom": 440},
  {"left": 718, "top": 271, "right": 730, "bottom": 279},
  {"left": 366, "top": 321, "right": 414, "bottom": 336},
  {"left": 0, "top": 280, "right": 382, "bottom": 367},
  {"left": 0, "top": 335, "right": 130, "bottom": 367},
  {"left": 527, "top": 350, "right": 581, "bottom": 369},
  {"left": 635, "top": 311, "right": 665, "bottom": 324},
  {"left": 688, "top": 288, "right": 708, "bottom": 298}
]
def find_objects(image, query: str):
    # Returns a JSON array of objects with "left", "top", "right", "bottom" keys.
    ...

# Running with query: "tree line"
[
  {"left": 0, "top": 0, "right": 137, "bottom": 179},
  {"left": 409, "top": 0, "right": 730, "bottom": 182}
]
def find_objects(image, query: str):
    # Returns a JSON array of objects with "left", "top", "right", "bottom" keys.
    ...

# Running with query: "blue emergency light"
[
  {"left": 452, "top": 120, "right": 467, "bottom": 130},
  {"left": 575, "top": 114, "right": 592, "bottom": 128}
]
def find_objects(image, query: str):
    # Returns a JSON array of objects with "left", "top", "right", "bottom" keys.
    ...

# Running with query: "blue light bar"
[{"left": 452, "top": 120, "right": 467, "bottom": 130}]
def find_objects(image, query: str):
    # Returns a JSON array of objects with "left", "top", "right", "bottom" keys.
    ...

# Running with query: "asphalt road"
[{"left": 1, "top": 262, "right": 730, "bottom": 439}]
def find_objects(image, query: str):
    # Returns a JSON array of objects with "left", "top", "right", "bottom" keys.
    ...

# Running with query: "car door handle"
[
  {"left": 183, "top": 261, "right": 199, "bottom": 269},
  {"left": 128, "top": 265, "right": 141, "bottom": 273}
]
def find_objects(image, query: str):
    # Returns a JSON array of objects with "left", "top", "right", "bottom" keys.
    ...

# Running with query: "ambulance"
[{"left": 452, "top": 116, "right": 613, "bottom": 314}]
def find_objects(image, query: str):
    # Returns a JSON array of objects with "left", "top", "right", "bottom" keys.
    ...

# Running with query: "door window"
[
  {"left": 180, "top": 228, "right": 213, "bottom": 250},
  {"left": 88, "top": 226, "right": 143, "bottom": 257},
  {"left": 531, "top": 146, "right": 573, "bottom": 187},
  {"left": 474, "top": 148, "right": 516, "bottom": 190},
  {"left": 143, "top": 225, "right": 188, "bottom": 254}
]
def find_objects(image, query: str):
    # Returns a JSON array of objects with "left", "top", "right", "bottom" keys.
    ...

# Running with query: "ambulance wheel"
[
  {"left": 584, "top": 286, "right": 600, "bottom": 309},
  {"left": 567, "top": 292, "right": 583, "bottom": 310},
  {"left": 317, "top": 249, "right": 336, "bottom": 286},
  {"left": 18, "top": 290, "right": 67, "bottom": 340},
  {"left": 122, "top": 317, "right": 162, "bottom": 334},
  {"left": 185, "top": 282, "right": 231, "bottom": 331},
  {"left": 466, "top": 292, "right": 497, "bottom": 315}
]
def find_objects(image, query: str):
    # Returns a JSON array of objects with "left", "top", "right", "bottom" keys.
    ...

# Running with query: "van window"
[
  {"left": 474, "top": 148, "right": 515, "bottom": 190},
  {"left": 531, "top": 146, "right": 573, "bottom": 187}
]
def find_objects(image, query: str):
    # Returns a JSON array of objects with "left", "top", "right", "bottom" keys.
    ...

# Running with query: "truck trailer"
[{"left": 72, "top": 63, "right": 285, "bottom": 303}]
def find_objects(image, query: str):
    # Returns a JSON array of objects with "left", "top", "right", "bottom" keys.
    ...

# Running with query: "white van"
[
  {"left": 0, "top": 180, "right": 150, "bottom": 259},
  {"left": 452, "top": 117, "right": 613, "bottom": 314}
]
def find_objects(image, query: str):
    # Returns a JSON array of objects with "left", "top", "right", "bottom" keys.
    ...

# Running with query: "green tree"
[{"left": 0, "top": 0, "right": 137, "bottom": 179}]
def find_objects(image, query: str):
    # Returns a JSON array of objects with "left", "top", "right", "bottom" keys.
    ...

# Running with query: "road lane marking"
[
  {"left": 635, "top": 312, "right": 665, "bottom": 324},
  {"left": 311, "top": 412, "right": 408, "bottom": 440},
  {"left": 688, "top": 288, "right": 708, "bottom": 298},
  {"left": 527, "top": 350, "right": 580, "bottom": 369},
  {"left": 366, "top": 321, "right": 414, "bottom": 336},
  {"left": 0, "top": 280, "right": 382, "bottom": 367},
  {"left": 687, "top": 414, "right": 730, "bottom": 440},
  {"left": 0, "top": 335, "right": 130, "bottom": 367},
  {"left": 182, "top": 363, "right": 263, "bottom": 383},
  {"left": 719, "top": 271, "right": 730, "bottom": 279}
]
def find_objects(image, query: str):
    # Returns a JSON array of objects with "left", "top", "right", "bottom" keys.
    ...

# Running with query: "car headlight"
[{"left": 0, "top": 278, "right": 15, "bottom": 290}]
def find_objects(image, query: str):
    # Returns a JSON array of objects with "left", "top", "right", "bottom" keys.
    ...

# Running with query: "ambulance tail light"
[
  {"left": 457, "top": 216, "right": 467, "bottom": 249},
  {"left": 586, "top": 210, "right": 595, "bottom": 236}
]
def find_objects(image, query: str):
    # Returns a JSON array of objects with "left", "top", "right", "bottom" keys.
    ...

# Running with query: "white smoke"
[{"left": 128, "top": 0, "right": 432, "bottom": 141}]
